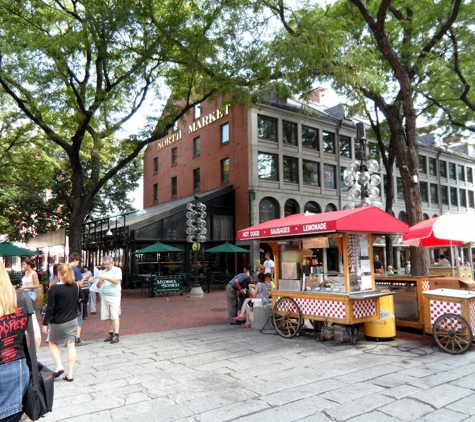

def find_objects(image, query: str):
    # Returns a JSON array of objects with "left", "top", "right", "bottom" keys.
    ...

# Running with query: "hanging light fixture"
[{"left": 343, "top": 122, "right": 383, "bottom": 210}]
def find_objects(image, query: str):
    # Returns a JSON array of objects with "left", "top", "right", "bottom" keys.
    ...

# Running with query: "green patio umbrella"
[
  {"left": 133, "top": 242, "right": 184, "bottom": 276},
  {"left": 0, "top": 242, "right": 38, "bottom": 257},
  {"left": 204, "top": 242, "right": 249, "bottom": 253}
]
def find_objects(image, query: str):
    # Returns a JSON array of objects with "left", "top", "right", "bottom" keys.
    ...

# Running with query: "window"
[
  {"left": 173, "top": 120, "right": 178, "bottom": 132},
  {"left": 171, "top": 177, "right": 177, "bottom": 197},
  {"left": 420, "top": 181, "right": 428, "bottom": 202},
  {"left": 439, "top": 160, "right": 447, "bottom": 178},
  {"left": 468, "top": 168, "right": 473, "bottom": 184},
  {"left": 341, "top": 168, "right": 349, "bottom": 192},
  {"left": 325, "top": 203, "right": 337, "bottom": 212},
  {"left": 449, "top": 162, "right": 456, "bottom": 180},
  {"left": 221, "top": 122, "right": 229, "bottom": 144},
  {"left": 450, "top": 187, "right": 458, "bottom": 206},
  {"left": 259, "top": 197, "right": 280, "bottom": 223},
  {"left": 418, "top": 155, "right": 427, "bottom": 174},
  {"left": 469, "top": 191, "right": 474, "bottom": 208},
  {"left": 323, "top": 164, "right": 336, "bottom": 189},
  {"left": 171, "top": 147, "right": 177, "bottom": 166},
  {"left": 441, "top": 185, "right": 449, "bottom": 205},
  {"left": 396, "top": 177, "right": 404, "bottom": 200},
  {"left": 302, "top": 126, "right": 319, "bottom": 150},
  {"left": 429, "top": 158, "right": 437, "bottom": 176},
  {"left": 283, "top": 121, "right": 298, "bottom": 146},
  {"left": 303, "top": 160, "right": 319, "bottom": 186},
  {"left": 340, "top": 135, "right": 351, "bottom": 158},
  {"left": 367, "top": 142, "right": 380, "bottom": 160},
  {"left": 153, "top": 157, "right": 158, "bottom": 174},
  {"left": 194, "top": 103, "right": 201, "bottom": 120},
  {"left": 258, "top": 153, "right": 278, "bottom": 181},
  {"left": 258, "top": 115, "right": 277, "bottom": 141},
  {"left": 430, "top": 183, "right": 438, "bottom": 205},
  {"left": 153, "top": 183, "right": 158, "bottom": 202},
  {"left": 284, "top": 199, "right": 299, "bottom": 217},
  {"left": 304, "top": 201, "right": 321, "bottom": 213},
  {"left": 323, "top": 130, "right": 335, "bottom": 154},
  {"left": 221, "top": 158, "right": 229, "bottom": 183},
  {"left": 283, "top": 156, "right": 298, "bottom": 183},
  {"left": 458, "top": 164, "right": 465, "bottom": 181},
  {"left": 193, "top": 168, "right": 200, "bottom": 191},
  {"left": 193, "top": 137, "right": 200, "bottom": 156},
  {"left": 460, "top": 189, "right": 467, "bottom": 207}
]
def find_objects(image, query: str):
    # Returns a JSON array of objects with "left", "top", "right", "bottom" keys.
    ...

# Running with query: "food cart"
[
  {"left": 422, "top": 288, "right": 475, "bottom": 354},
  {"left": 237, "top": 207, "right": 409, "bottom": 344}
]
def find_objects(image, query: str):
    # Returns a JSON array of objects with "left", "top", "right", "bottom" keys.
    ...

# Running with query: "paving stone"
[
  {"left": 409, "top": 384, "right": 473, "bottom": 409},
  {"left": 378, "top": 397, "right": 437, "bottom": 421},
  {"left": 420, "top": 408, "right": 468, "bottom": 422}
]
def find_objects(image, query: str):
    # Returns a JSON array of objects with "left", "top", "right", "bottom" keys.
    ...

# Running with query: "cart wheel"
[
  {"left": 273, "top": 297, "right": 302, "bottom": 338},
  {"left": 433, "top": 313, "right": 473, "bottom": 355}
]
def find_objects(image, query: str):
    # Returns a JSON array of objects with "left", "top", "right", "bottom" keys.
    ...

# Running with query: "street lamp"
[
  {"left": 186, "top": 195, "right": 207, "bottom": 298},
  {"left": 343, "top": 122, "right": 383, "bottom": 209}
]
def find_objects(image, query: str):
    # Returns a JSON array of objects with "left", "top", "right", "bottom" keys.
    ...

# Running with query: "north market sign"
[{"left": 157, "top": 104, "right": 230, "bottom": 151}]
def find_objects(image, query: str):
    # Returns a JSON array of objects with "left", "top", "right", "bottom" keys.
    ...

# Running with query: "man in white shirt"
[
  {"left": 96, "top": 256, "right": 122, "bottom": 344},
  {"left": 263, "top": 253, "right": 275, "bottom": 279}
]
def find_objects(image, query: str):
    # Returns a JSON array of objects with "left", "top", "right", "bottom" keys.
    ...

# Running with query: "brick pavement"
[{"left": 40, "top": 288, "right": 229, "bottom": 346}]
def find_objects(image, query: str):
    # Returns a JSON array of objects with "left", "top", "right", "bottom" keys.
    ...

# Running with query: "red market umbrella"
[
  {"left": 401, "top": 213, "right": 475, "bottom": 247},
  {"left": 237, "top": 206, "right": 409, "bottom": 240}
]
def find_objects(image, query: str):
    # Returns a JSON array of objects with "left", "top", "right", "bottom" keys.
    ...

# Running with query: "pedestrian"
[
  {"left": 80, "top": 266, "right": 92, "bottom": 320},
  {"left": 19, "top": 258, "right": 40, "bottom": 302},
  {"left": 263, "top": 253, "right": 275, "bottom": 279},
  {"left": 226, "top": 263, "right": 253, "bottom": 325},
  {"left": 438, "top": 254, "right": 451, "bottom": 266},
  {"left": 49, "top": 263, "right": 60, "bottom": 289},
  {"left": 0, "top": 262, "right": 41, "bottom": 422},
  {"left": 68, "top": 252, "right": 91, "bottom": 346},
  {"left": 387, "top": 265, "right": 394, "bottom": 274},
  {"left": 233, "top": 272, "right": 271, "bottom": 328},
  {"left": 42, "top": 263, "right": 81, "bottom": 382},
  {"left": 96, "top": 256, "right": 122, "bottom": 344},
  {"left": 90, "top": 264, "right": 104, "bottom": 315},
  {"left": 374, "top": 255, "right": 384, "bottom": 273}
]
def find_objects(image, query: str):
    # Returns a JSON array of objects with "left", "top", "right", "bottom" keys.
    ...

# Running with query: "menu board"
[{"left": 302, "top": 237, "right": 329, "bottom": 249}]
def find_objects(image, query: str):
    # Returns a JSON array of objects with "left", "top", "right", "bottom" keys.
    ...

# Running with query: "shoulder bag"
[
  {"left": 22, "top": 292, "right": 55, "bottom": 420},
  {"left": 76, "top": 282, "right": 83, "bottom": 315}
]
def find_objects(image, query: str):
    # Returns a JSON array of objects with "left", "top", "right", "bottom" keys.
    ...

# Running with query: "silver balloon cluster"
[
  {"left": 343, "top": 158, "right": 383, "bottom": 209},
  {"left": 186, "top": 202, "right": 207, "bottom": 244}
]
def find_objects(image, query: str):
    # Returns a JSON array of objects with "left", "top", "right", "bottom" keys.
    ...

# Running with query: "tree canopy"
[{"left": 0, "top": 0, "right": 275, "bottom": 251}]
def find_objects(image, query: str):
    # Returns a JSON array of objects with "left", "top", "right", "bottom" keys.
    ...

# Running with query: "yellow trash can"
[{"left": 364, "top": 292, "right": 396, "bottom": 341}]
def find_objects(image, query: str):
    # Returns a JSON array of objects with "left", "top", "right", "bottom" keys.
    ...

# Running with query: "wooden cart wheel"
[
  {"left": 273, "top": 297, "right": 302, "bottom": 338},
  {"left": 433, "top": 313, "right": 473, "bottom": 355}
]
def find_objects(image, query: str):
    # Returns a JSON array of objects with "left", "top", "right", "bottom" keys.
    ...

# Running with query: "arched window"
[
  {"left": 304, "top": 201, "right": 322, "bottom": 214},
  {"left": 398, "top": 211, "right": 407, "bottom": 223},
  {"left": 284, "top": 199, "right": 300, "bottom": 217},
  {"left": 432, "top": 214, "right": 438, "bottom": 218},
  {"left": 423, "top": 213, "right": 430, "bottom": 220},
  {"left": 325, "top": 203, "right": 338, "bottom": 212},
  {"left": 259, "top": 197, "right": 280, "bottom": 223}
]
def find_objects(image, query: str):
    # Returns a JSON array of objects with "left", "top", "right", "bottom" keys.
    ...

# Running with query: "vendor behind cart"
[{"left": 227, "top": 264, "right": 252, "bottom": 325}]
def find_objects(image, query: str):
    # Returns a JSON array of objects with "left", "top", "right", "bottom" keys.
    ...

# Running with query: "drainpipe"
[
  {"left": 335, "top": 119, "right": 343, "bottom": 210},
  {"left": 436, "top": 148, "right": 443, "bottom": 215}
]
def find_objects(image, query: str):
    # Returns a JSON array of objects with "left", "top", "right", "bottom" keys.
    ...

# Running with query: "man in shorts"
[{"left": 96, "top": 255, "right": 122, "bottom": 344}]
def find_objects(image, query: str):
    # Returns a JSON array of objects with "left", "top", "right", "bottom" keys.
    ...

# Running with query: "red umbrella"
[{"left": 402, "top": 213, "right": 475, "bottom": 247}]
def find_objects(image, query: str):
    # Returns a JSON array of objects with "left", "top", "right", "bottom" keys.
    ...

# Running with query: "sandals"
[
  {"left": 233, "top": 316, "right": 243, "bottom": 322},
  {"left": 242, "top": 324, "right": 251, "bottom": 329},
  {"left": 63, "top": 376, "right": 74, "bottom": 382},
  {"left": 53, "top": 369, "right": 64, "bottom": 378}
]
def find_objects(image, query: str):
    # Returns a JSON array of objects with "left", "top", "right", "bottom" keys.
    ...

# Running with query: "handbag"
[{"left": 22, "top": 292, "right": 54, "bottom": 420}]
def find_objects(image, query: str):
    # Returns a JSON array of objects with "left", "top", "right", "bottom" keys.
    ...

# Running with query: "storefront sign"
[
  {"left": 154, "top": 277, "right": 182, "bottom": 295},
  {"left": 157, "top": 104, "right": 230, "bottom": 150}
]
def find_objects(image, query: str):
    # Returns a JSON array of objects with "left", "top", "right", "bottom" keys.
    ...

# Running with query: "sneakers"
[
  {"left": 75, "top": 340, "right": 89, "bottom": 347},
  {"left": 110, "top": 334, "right": 119, "bottom": 344},
  {"left": 104, "top": 333, "right": 114, "bottom": 342}
]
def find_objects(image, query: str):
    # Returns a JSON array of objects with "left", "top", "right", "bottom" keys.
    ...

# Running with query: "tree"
[
  {"left": 0, "top": 0, "right": 273, "bottom": 252},
  {"left": 264, "top": 0, "right": 465, "bottom": 275}
]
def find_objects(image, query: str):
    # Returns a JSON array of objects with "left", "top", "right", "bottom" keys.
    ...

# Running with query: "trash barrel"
[{"left": 364, "top": 292, "right": 396, "bottom": 341}]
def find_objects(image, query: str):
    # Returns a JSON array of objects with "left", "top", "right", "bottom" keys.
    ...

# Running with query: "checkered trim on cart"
[
  {"left": 429, "top": 299, "right": 461, "bottom": 329},
  {"left": 470, "top": 302, "right": 475, "bottom": 334},
  {"left": 295, "top": 298, "right": 347, "bottom": 319},
  {"left": 352, "top": 299, "right": 376, "bottom": 318},
  {"left": 422, "top": 279, "right": 431, "bottom": 292}
]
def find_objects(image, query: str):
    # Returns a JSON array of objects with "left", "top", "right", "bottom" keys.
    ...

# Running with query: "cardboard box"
[{"left": 429, "top": 277, "right": 475, "bottom": 291}]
